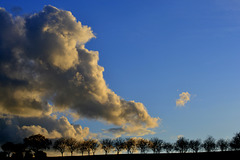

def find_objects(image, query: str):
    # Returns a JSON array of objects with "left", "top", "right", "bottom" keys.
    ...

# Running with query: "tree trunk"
[{"left": 61, "top": 152, "right": 63, "bottom": 157}]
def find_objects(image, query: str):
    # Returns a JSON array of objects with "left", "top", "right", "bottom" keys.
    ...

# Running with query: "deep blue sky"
[{"left": 1, "top": 0, "right": 240, "bottom": 141}]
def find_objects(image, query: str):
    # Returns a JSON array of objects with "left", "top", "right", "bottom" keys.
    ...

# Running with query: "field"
[{"left": 47, "top": 151, "right": 240, "bottom": 160}]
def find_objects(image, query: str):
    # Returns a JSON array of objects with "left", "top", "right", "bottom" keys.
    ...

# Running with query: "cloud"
[
  {"left": 0, "top": 114, "right": 95, "bottom": 144},
  {"left": 176, "top": 92, "right": 191, "bottom": 107},
  {"left": 103, "top": 125, "right": 156, "bottom": 138},
  {"left": 177, "top": 135, "right": 184, "bottom": 139},
  {"left": 0, "top": 5, "right": 159, "bottom": 141}
]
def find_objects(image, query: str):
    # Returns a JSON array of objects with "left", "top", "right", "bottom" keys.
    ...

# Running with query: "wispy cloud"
[{"left": 176, "top": 92, "right": 191, "bottom": 107}]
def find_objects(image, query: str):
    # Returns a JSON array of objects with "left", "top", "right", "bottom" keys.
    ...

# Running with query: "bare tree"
[
  {"left": 77, "top": 140, "right": 87, "bottom": 156},
  {"left": 230, "top": 132, "right": 240, "bottom": 151},
  {"left": 189, "top": 139, "right": 202, "bottom": 153},
  {"left": 217, "top": 139, "right": 229, "bottom": 152},
  {"left": 175, "top": 137, "right": 189, "bottom": 153},
  {"left": 53, "top": 138, "right": 67, "bottom": 157},
  {"left": 101, "top": 138, "right": 113, "bottom": 155},
  {"left": 113, "top": 137, "right": 125, "bottom": 154},
  {"left": 203, "top": 136, "right": 216, "bottom": 152},
  {"left": 163, "top": 142, "right": 174, "bottom": 153},
  {"left": 149, "top": 137, "right": 164, "bottom": 154},
  {"left": 84, "top": 139, "right": 93, "bottom": 155},
  {"left": 66, "top": 138, "right": 78, "bottom": 156},
  {"left": 89, "top": 139, "right": 100, "bottom": 155},
  {"left": 137, "top": 138, "right": 149, "bottom": 153},
  {"left": 125, "top": 138, "right": 137, "bottom": 154}
]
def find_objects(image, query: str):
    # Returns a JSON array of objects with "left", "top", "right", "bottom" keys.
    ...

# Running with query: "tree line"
[{"left": 1, "top": 132, "right": 240, "bottom": 159}]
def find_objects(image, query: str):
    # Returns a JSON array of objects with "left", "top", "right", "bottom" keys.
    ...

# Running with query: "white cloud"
[{"left": 176, "top": 92, "right": 191, "bottom": 107}]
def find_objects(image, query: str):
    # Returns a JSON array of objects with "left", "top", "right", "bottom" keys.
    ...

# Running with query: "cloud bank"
[
  {"left": 0, "top": 5, "right": 159, "bottom": 143},
  {"left": 176, "top": 92, "right": 191, "bottom": 107},
  {"left": 0, "top": 114, "right": 94, "bottom": 144}
]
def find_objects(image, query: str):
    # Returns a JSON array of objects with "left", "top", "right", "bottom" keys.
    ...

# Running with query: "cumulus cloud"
[
  {"left": 176, "top": 92, "right": 191, "bottom": 107},
  {"left": 0, "top": 5, "right": 159, "bottom": 141},
  {"left": 0, "top": 115, "right": 95, "bottom": 144}
]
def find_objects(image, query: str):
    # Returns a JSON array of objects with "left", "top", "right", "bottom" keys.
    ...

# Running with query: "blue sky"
[{"left": 1, "top": 0, "right": 240, "bottom": 142}]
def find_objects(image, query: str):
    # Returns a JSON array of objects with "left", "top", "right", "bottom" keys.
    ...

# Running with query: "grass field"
[{"left": 47, "top": 151, "right": 240, "bottom": 160}]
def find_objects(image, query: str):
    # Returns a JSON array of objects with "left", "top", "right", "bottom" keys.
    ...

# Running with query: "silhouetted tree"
[
  {"left": 163, "top": 142, "right": 174, "bottom": 153},
  {"left": 0, "top": 152, "right": 7, "bottom": 159},
  {"left": 230, "top": 132, "right": 240, "bottom": 151},
  {"left": 53, "top": 138, "right": 67, "bottom": 157},
  {"left": 24, "top": 134, "right": 51, "bottom": 154},
  {"left": 24, "top": 150, "right": 34, "bottom": 160},
  {"left": 217, "top": 139, "right": 229, "bottom": 152},
  {"left": 83, "top": 139, "right": 99, "bottom": 155},
  {"left": 113, "top": 137, "right": 125, "bottom": 154},
  {"left": 203, "top": 136, "right": 216, "bottom": 152},
  {"left": 189, "top": 139, "right": 202, "bottom": 153},
  {"left": 34, "top": 151, "right": 47, "bottom": 160},
  {"left": 137, "top": 138, "right": 149, "bottom": 153},
  {"left": 125, "top": 138, "right": 137, "bottom": 154},
  {"left": 101, "top": 138, "right": 113, "bottom": 155},
  {"left": 77, "top": 140, "right": 87, "bottom": 156},
  {"left": 84, "top": 139, "right": 93, "bottom": 155},
  {"left": 175, "top": 137, "right": 189, "bottom": 153},
  {"left": 1, "top": 142, "right": 14, "bottom": 157},
  {"left": 149, "top": 137, "right": 164, "bottom": 153},
  {"left": 12, "top": 143, "right": 26, "bottom": 160},
  {"left": 89, "top": 139, "right": 100, "bottom": 155},
  {"left": 66, "top": 137, "right": 78, "bottom": 156}
]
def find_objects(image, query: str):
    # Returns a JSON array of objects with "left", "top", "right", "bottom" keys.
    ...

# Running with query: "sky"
[{"left": 0, "top": 0, "right": 240, "bottom": 148}]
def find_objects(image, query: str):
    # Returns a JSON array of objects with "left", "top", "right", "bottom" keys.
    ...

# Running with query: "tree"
[
  {"left": 217, "top": 139, "right": 229, "bottom": 152},
  {"left": 1, "top": 142, "right": 14, "bottom": 157},
  {"left": 113, "top": 137, "right": 125, "bottom": 154},
  {"left": 137, "top": 138, "right": 149, "bottom": 153},
  {"left": 203, "top": 136, "right": 216, "bottom": 152},
  {"left": 66, "top": 138, "right": 78, "bottom": 156},
  {"left": 101, "top": 138, "right": 113, "bottom": 155},
  {"left": 53, "top": 138, "right": 67, "bottom": 157},
  {"left": 189, "top": 139, "right": 202, "bottom": 153},
  {"left": 24, "top": 150, "right": 34, "bottom": 160},
  {"left": 230, "top": 132, "right": 240, "bottom": 151},
  {"left": 77, "top": 140, "right": 87, "bottom": 156},
  {"left": 12, "top": 143, "right": 26, "bottom": 160},
  {"left": 84, "top": 139, "right": 93, "bottom": 155},
  {"left": 175, "top": 137, "right": 189, "bottom": 153},
  {"left": 89, "top": 139, "right": 100, "bottom": 155},
  {"left": 149, "top": 137, "right": 164, "bottom": 154},
  {"left": 125, "top": 138, "right": 137, "bottom": 154},
  {"left": 163, "top": 142, "right": 174, "bottom": 153},
  {"left": 83, "top": 139, "right": 99, "bottom": 155},
  {"left": 24, "top": 134, "right": 52, "bottom": 153}
]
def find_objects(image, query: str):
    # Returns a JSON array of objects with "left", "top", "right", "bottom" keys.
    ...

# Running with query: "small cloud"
[
  {"left": 176, "top": 92, "right": 191, "bottom": 107},
  {"left": 177, "top": 135, "right": 184, "bottom": 139}
]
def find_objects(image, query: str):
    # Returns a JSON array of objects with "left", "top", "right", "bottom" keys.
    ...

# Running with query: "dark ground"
[{"left": 47, "top": 151, "right": 240, "bottom": 160}]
